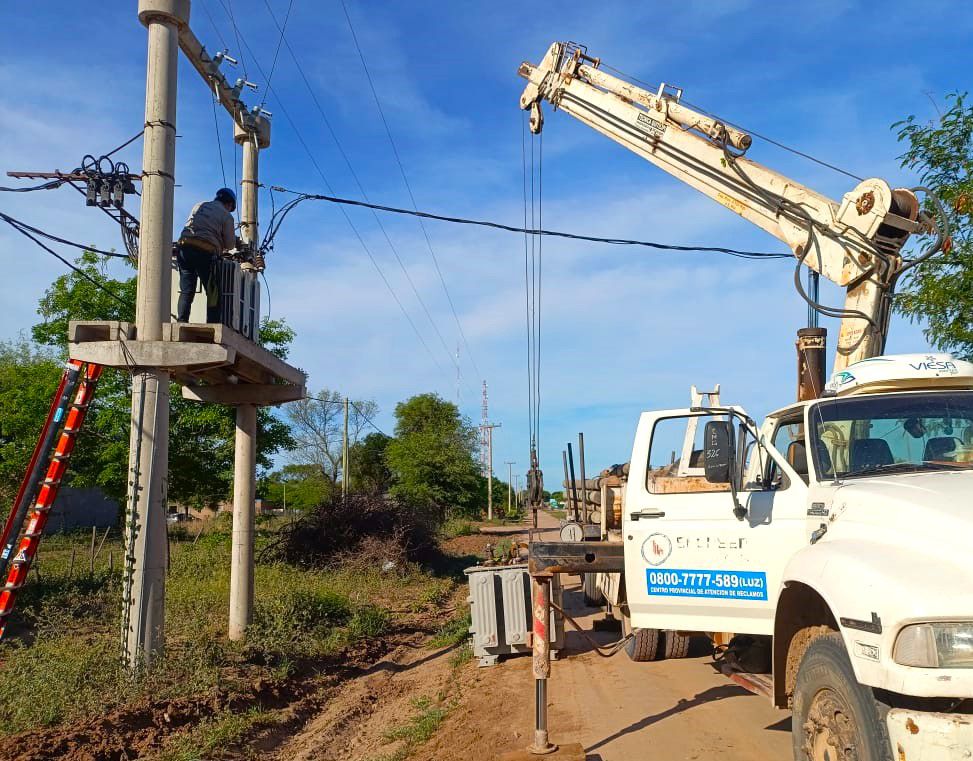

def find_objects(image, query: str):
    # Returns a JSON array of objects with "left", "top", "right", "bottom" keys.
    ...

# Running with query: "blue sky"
[{"left": 1, "top": 1, "right": 971, "bottom": 488}]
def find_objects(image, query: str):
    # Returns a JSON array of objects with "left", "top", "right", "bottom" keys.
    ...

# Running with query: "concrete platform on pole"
[{"left": 68, "top": 320, "right": 306, "bottom": 406}]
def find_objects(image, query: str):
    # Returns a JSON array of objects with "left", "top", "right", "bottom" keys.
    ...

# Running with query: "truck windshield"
[{"left": 810, "top": 391, "right": 973, "bottom": 480}]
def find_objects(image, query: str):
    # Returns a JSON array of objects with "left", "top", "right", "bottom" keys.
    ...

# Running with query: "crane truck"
[{"left": 520, "top": 42, "right": 972, "bottom": 761}]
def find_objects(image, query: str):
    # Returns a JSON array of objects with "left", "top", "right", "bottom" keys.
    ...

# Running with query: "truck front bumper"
[{"left": 887, "top": 708, "right": 973, "bottom": 760}]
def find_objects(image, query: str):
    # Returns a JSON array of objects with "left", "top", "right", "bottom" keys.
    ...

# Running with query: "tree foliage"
[
  {"left": 385, "top": 393, "right": 483, "bottom": 516},
  {"left": 894, "top": 92, "right": 973, "bottom": 359},
  {"left": 259, "top": 463, "right": 334, "bottom": 513},
  {"left": 348, "top": 432, "right": 393, "bottom": 494},
  {"left": 0, "top": 340, "right": 64, "bottom": 507},
  {"left": 284, "top": 390, "right": 378, "bottom": 484},
  {"left": 0, "top": 252, "right": 294, "bottom": 510}
]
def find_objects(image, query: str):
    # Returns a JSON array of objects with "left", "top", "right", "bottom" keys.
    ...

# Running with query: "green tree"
[
  {"left": 348, "top": 432, "right": 393, "bottom": 494},
  {"left": 894, "top": 92, "right": 973, "bottom": 359},
  {"left": 260, "top": 463, "right": 333, "bottom": 512},
  {"left": 385, "top": 393, "right": 483, "bottom": 517},
  {"left": 0, "top": 339, "right": 64, "bottom": 507},
  {"left": 7, "top": 251, "right": 294, "bottom": 509}
]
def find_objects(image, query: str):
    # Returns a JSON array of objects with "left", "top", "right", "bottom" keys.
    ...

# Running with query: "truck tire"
[
  {"left": 791, "top": 632, "right": 892, "bottom": 761},
  {"left": 625, "top": 627, "right": 663, "bottom": 662},
  {"left": 662, "top": 630, "right": 692, "bottom": 659},
  {"left": 582, "top": 573, "right": 603, "bottom": 606}
]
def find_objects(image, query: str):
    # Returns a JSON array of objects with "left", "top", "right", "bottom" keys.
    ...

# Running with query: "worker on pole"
[{"left": 175, "top": 187, "right": 238, "bottom": 323}]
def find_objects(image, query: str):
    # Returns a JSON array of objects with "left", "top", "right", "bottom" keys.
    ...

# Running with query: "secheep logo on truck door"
[{"left": 641, "top": 533, "right": 672, "bottom": 566}]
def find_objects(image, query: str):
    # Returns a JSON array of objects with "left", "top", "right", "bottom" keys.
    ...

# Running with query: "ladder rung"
[
  {"left": 52, "top": 452, "right": 71, "bottom": 461},
  {"left": 41, "top": 478, "right": 62, "bottom": 487},
  {"left": 22, "top": 532, "right": 42, "bottom": 539},
  {"left": 2, "top": 583, "right": 24, "bottom": 593}
]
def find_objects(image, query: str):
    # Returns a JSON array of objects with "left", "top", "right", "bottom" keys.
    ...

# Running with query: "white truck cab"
[{"left": 622, "top": 354, "right": 973, "bottom": 761}]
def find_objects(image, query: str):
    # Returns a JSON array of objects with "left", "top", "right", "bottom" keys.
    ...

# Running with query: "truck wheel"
[
  {"left": 625, "top": 627, "right": 663, "bottom": 662},
  {"left": 792, "top": 633, "right": 891, "bottom": 761},
  {"left": 582, "top": 573, "right": 603, "bottom": 606},
  {"left": 662, "top": 630, "right": 692, "bottom": 659}
]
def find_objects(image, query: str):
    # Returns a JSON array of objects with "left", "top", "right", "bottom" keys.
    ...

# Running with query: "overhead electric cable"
[
  {"left": 267, "top": 187, "right": 792, "bottom": 260},
  {"left": 2, "top": 215, "right": 133, "bottom": 309},
  {"left": 259, "top": 0, "right": 469, "bottom": 386},
  {"left": 339, "top": 0, "right": 482, "bottom": 381},
  {"left": 217, "top": 0, "right": 249, "bottom": 80},
  {"left": 259, "top": 0, "right": 295, "bottom": 109},
  {"left": 211, "top": 96, "right": 228, "bottom": 188},
  {"left": 199, "top": 0, "right": 231, "bottom": 50},
  {"left": 0, "top": 211, "right": 129, "bottom": 259},
  {"left": 303, "top": 395, "right": 388, "bottom": 437},
  {"left": 222, "top": 22, "right": 449, "bottom": 376},
  {"left": 102, "top": 130, "right": 145, "bottom": 160}
]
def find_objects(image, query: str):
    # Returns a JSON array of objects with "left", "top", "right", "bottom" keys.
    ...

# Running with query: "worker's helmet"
[{"left": 215, "top": 187, "right": 237, "bottom": 211}]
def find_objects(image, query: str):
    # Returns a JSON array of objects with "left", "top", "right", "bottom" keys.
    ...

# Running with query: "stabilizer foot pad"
[{"left": 499, "top": 742, "right": 586, "bottom": 761}]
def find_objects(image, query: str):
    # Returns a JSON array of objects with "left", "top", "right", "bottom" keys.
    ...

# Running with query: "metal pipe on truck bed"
[
  {"left": 566, "top": 443, "right": 579, "bottom": 522},
  {"left": 561, "top": 450, "right": 572, "bottom": 519},
  {"left": 577, "top": 433, "right": 588, "bottom": 524}
]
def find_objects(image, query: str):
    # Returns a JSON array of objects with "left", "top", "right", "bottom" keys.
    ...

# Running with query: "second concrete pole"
[{"left": 228, "top": 121, "right": 268, "bottom": 641}]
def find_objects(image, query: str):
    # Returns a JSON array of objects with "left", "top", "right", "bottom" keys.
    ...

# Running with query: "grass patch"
[
  {"left": 448, "top": 641, "right": 473, "bottom": 668},
  {"left": 156, "top": 707, "right": 278, "bottom": 761},
  {"left": 383, "top": 694, "right": 451, "bottom": 745},
  {"left": 0, "top": 525, "right": 410, "bottom": 737},
  {"left": 441, "top": 518, "right": 477, "bottom": 538},
  {"left": 429, "top": 611, "right": 470, "bottom": 649}
]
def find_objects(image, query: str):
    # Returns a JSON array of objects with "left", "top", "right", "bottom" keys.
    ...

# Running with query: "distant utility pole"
[
  {"left": 481, "top": 422, "right": 501, "bottom": 520},
  {"left": 342, "top": 397, "right": 349, "bottom": 499},
  {"left": 505, "top": 461, "right": 516, "bottom": 515}
]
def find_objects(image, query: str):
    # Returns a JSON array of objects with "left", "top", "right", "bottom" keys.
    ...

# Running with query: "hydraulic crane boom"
[{"left": 519, "top": 42, "right": 941, "bottom": 370}]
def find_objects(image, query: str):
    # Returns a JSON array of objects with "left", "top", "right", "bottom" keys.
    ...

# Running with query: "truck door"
[{"left": 623, "top": 409, "right": 808, "bottom": 636}]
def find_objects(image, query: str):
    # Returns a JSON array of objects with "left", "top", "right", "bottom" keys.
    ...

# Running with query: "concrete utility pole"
[
  {"left": 228, "top": 117, "right": 269, "bottom": 642},
  {"left": 122, "top": 0, "right": 188, "bottom": 669},
  {"left": 342, "top": 397, "right": 349, "bottom": 499},
  {"left": 505, "top": 461, "right": 516, "bottom": 515}
]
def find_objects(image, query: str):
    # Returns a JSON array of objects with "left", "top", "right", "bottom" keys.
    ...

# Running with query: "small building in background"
[{"left": 48, "top": 487, "right": 118, "bottom": 533}]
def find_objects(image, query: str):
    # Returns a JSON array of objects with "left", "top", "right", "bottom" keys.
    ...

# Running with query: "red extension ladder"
[{"left": 0, "top": 359, "right": 102, "bottom": 637}]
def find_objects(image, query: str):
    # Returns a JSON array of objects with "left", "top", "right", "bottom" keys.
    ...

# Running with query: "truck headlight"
[{"left": 893, "top": 622, "right": 973, "bottom": 668}]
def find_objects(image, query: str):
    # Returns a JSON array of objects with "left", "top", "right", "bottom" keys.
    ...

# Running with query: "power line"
[
  {"left": 219, "top": 13, "right": 449, "bottom": 377},
  {"left": 199, "top": 0, "right": 230, "bottom": 50},
  {"left": 259, "top": 0, "right": 469, "bottom": 388},
  {"left": 1, "top": 214, "right": 134, "bottom": 309},
  {"left": 303, "top": 394, "right": 388, "bottom": 437},
  {"left": 339, "top": 0, "right": 482, "bottom": 382},
  {"left": 267, "top": 187, "right": 793, "bottom": 260},
  {"left": 259, "top": 0, "right": 295, "bottom": 110},
  {"left": 0, "top": 211, "right": 130, "bottom": 259},
  {"left": 211, "top": 96, "right": 228, "bottom": 188},
  {"left": 102, "top": 130, "right": 145, "bottom": 160},
  {"left": 218, "top": 0, "right": 249, "bottom": 81}
]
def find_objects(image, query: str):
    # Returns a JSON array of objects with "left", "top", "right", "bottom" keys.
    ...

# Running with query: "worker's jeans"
[{"left": 176, "top": 244, "right": 220, "bottom": 323}]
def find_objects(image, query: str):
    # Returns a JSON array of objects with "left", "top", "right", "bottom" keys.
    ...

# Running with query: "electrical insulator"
[
  {"left": 85, "top": 180, "right": 98, "bottom": 207},
  {"left": 112, "top": 180, "right": 125, "bottom": 209},
  {"left": 99, "top": 181, "right": 112, "bottom": 207}
]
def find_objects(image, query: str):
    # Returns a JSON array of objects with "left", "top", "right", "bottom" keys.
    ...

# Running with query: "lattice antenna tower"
[{"left": 480, "top": 380, "right": 489, "bottom": 477}]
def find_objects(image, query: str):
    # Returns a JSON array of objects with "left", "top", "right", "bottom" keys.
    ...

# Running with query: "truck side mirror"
[{"left": 703, "top": 420, "right": 734, "bottom": 484}]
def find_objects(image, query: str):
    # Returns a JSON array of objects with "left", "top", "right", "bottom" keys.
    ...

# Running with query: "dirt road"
[{"left": 271, "top": 512, "right": 794, "bottom": 761}]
